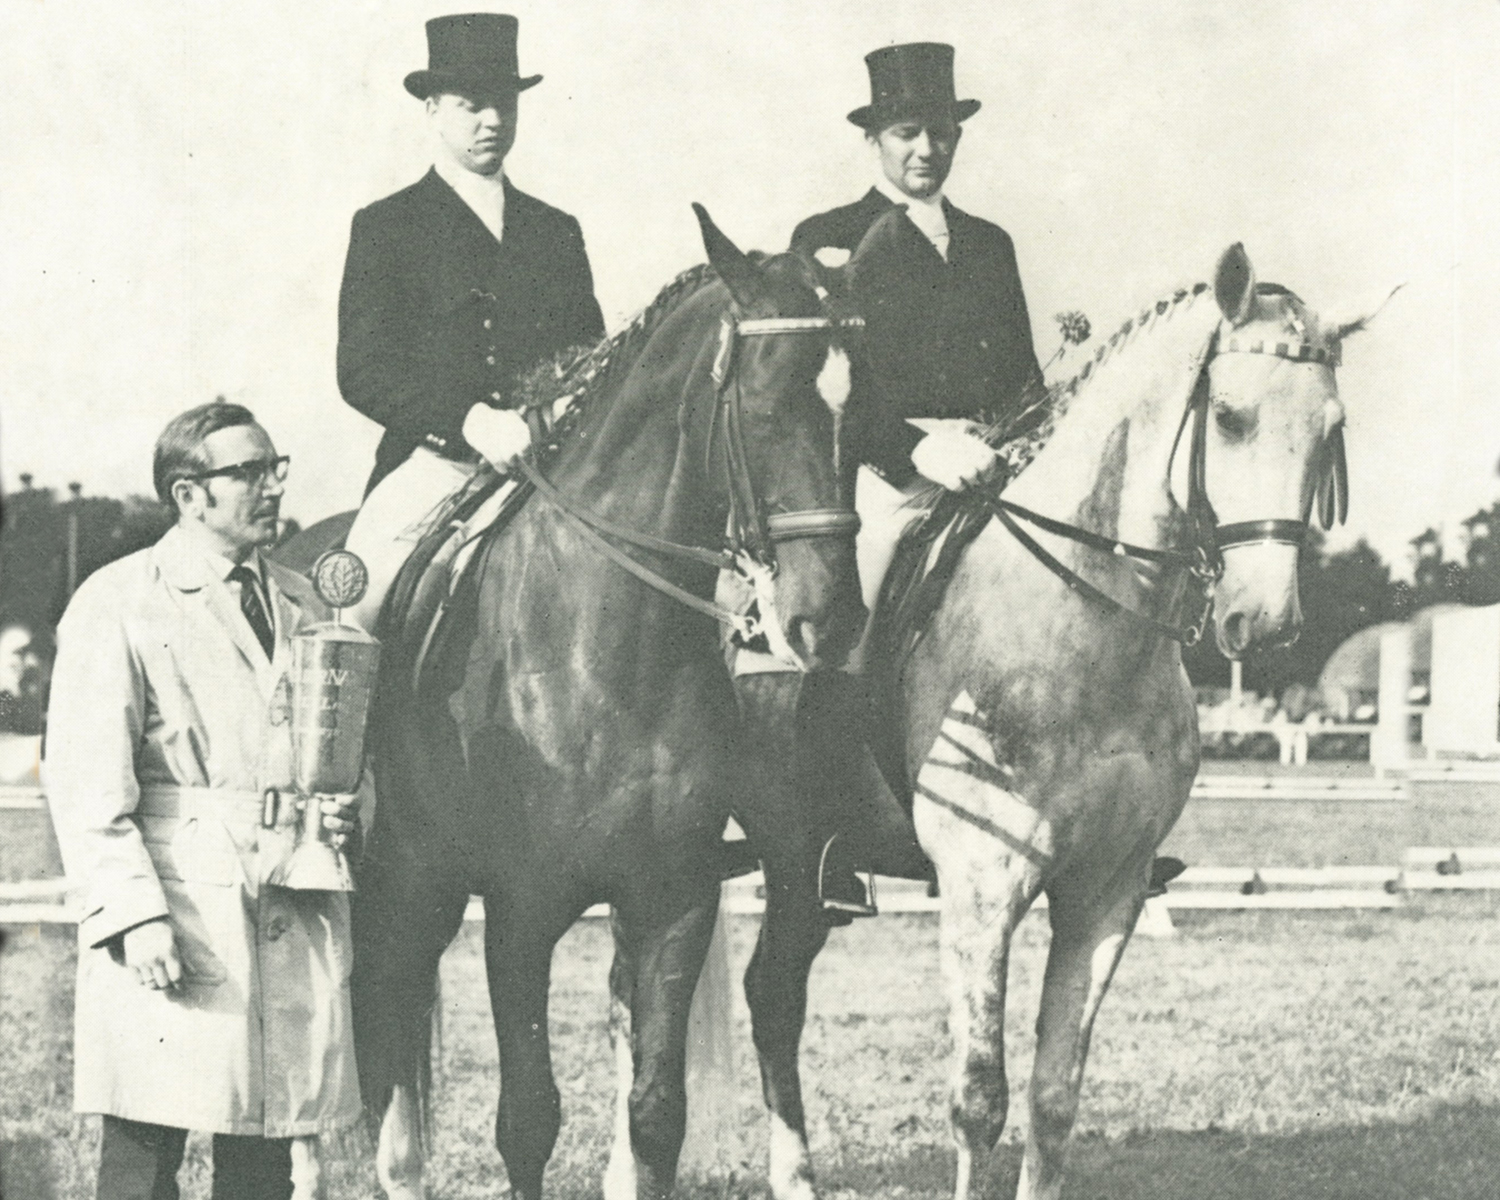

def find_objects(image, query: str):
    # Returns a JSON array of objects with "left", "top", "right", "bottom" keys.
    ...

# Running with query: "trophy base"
[{"left": 266, "top": 843, "right": 356, "bottom": 892}]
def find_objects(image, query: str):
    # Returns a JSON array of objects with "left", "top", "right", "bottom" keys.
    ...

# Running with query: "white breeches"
[
  {"left": 344, "top": 447, "right": 479, "bottom": 634},
  {"left": 854, "top": 466, "right": 933, "bottom": 614},
  {"left": 845, "top": 466, "right": 933, "bottom": 674}
]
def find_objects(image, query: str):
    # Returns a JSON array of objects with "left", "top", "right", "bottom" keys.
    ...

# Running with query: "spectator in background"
[{"left": 0, "top": 620, "right": 47, "bottom": 736}]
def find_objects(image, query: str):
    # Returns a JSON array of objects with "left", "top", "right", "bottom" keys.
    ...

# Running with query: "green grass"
[{"left": 5, "top": 896, "right": 1500, "bottom": 1200}]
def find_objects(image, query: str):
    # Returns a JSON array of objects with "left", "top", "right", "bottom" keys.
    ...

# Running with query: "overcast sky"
[{"left": 3, "top": 0, "right": 1497, "bottom": 570}]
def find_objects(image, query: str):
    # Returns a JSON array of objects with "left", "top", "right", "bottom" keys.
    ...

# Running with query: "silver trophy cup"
[{"left": 266, "top": 550, "right": 379, "bottom": 891}]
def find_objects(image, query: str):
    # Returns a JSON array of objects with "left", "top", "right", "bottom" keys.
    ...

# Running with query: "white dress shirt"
[
  {"left": 434, "top": 153, "right": 507, "bottom": 244},
  {"left": 875, "top": 174, "right": 950, "bottom": 261}
]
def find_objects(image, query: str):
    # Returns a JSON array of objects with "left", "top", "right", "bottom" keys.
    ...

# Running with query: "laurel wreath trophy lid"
[{"left": 311, "top": 549, "right": 370, "bottom": 623}]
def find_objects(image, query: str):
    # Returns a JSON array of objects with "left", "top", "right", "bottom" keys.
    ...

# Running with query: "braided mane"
[
  {"left": 981, "top": 281, "right": 1213, "bottom": 482},
  {"left": 511, "top": 263, "right": 720, "bottom": 443}
]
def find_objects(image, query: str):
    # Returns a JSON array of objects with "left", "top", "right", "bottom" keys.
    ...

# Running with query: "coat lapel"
[
  {"left": 154, "top": 527, "right": 277, "bottom": 700},
  {"left": 418, "top": 169, "right": 506, "bottom": 309}
]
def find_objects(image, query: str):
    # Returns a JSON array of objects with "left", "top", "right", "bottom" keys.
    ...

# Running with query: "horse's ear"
[
  {"left": 693, "top": 203, "right": 765, "bottom": 309},
  {"left": 1323, "top": 283, "right": 1405, "bottom": 342},
  {"left": 1213, "top": 243, "right": 1256, "bottom": 327}
]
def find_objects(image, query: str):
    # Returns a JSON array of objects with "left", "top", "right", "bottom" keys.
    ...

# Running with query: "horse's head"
[
  {"left": 1200, "top": 243, "right": 1380, "bottom": 657},
  {"left": 693, "top": 205, "right": 868, "bottom": 669}
]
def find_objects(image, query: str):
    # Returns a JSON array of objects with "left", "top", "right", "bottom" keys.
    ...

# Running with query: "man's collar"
[
  {"left": 432, "top": 152, "right": 507, "bottom": 195},
  {"left": 206, "top": 548, "right": 265, "bottom": 587},
  {"left": 155, "top": 524, "right": 264, "bottom": 593},
  {"left": 873, "top": 173, "right": 945, "bottom": 214}
]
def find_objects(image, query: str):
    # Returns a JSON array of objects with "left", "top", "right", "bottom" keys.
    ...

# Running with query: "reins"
[
  {"left": 516, "top": 305, "right": 865, "bottom": 641},
  {"left": 985, "top": 325, "right": 1340, "bottom": 645}
]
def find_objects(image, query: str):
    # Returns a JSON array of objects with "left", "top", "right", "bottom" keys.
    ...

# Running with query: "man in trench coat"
[{"left": 46, "top": 402, "right": 361, "bottom": 1199}]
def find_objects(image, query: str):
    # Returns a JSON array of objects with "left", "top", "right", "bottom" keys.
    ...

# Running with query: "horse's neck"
[
  {"left": 558, "top": 292, "right": 723, "bottom": 549},
  {"left": 1003, "top": 296, "right": 1218, "bottom": 556}
]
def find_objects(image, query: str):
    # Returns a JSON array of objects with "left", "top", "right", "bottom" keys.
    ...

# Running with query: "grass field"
[
  {"left": 4, "top": 787, "right": 1500, "bottom": 1200},
  {"left": 4, "top": 897, "right": 1500, "bottom": 1200}
]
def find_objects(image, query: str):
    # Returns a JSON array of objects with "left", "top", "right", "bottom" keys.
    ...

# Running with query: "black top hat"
[
  {"left": 847, "top": 43, "right": 980, "bottom": 130},
  {"left": 404, "top": 13, "right": 542, "bottom": 100}
]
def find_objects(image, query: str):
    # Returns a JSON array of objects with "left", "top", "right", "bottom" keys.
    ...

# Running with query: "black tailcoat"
[
  {"left": 338, "top": 170, "right": 606, "bottom": 493},
  {"left": 791, "top": 188, "right": 1041, "bottom": 486}
]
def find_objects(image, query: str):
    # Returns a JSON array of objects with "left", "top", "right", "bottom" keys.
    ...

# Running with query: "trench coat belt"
[
  {"left": 135, "top": 784, "right": 298, "bottom": 885},
  {"left": 136, "top": 784, "right": 267, "bottom": 822}
]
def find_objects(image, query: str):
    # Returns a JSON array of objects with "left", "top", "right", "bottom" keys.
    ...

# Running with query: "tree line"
[{"left": 3, "top": 474, "right": 1497, "bottom": 703}]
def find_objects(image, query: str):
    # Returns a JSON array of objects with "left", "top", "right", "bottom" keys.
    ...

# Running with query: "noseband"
[
  {"left": 516, "top": 305, "right": 864, "bottom": 641},
  {"left": 710, "top": 312, "right": 866, "bottom": 563},
  {"left": 988, "top": 324, "right": 1342, "bottom": 645},
  {"left": 1189, "top": 329, "right": 1341, "bottom": 559}
]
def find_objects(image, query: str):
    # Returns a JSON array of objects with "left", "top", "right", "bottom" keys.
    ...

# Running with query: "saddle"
[
  {"left": 861, "top": 382, "right": 1063, "bottom": 805},
  {"left": 379, "top": 469, "right": 533, "bottom": 696}
]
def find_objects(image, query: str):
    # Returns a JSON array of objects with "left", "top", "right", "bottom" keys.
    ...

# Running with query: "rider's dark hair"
[{"left": 153, "top": 400, "right": 259, "bottom": 510}]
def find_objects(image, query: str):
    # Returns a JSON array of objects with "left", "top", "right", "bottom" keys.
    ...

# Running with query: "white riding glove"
[
  {"left": 910, "top": 424, "right": 1000, "bottom": 492},
  {"left": 462, "top": 403, "right": 532, "bottom": 470}
]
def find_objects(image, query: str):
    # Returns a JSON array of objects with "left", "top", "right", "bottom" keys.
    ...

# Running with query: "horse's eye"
[{"left": 1214, "top": 403, "right": 1257, "bottom": 441}]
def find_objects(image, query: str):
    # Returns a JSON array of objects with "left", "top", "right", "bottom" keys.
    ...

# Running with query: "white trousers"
[{"left": 344, "top": 447, "right": 478, "bottom": 633}]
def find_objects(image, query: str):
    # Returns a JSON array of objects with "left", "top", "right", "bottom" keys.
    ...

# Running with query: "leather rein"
[
  {"left": 987, "top": 327, "right": 1342, "bottom": 646},
  {"left": 514, "top": 310, "right": 865, "bottom": 641}
]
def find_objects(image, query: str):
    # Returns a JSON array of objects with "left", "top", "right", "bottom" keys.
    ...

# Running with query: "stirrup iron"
[{"left": 817, "top": 834, "right": 878, "bottom": 918}]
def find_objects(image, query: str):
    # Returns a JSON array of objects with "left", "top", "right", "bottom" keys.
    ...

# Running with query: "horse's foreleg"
[
  {"left": 483, "top": 912, "right": 562, "bottom": 1200},
  {"left": 289, "top": 1136, "right": 325, "bottom": 1200},
  {"left": 745, "top": 854, "right": 829, "bottom": 1200},
  {"left": 375, "top": 1086, "right": 426, "bottom": 1200},
  {"left": 1015, "top": 869, "right": 1146, "bottom": 1200},
  {"left": 936, "top": 879, "right": 1025, "bottom": 1200},
  {"left": 622, "top": 894, "right": 720, "bottom": 1200},
  {"left": 734, "top": 672, "right": 833, "bottom": 1200}
]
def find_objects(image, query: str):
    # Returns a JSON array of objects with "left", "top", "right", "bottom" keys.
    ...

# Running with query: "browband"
[
  {"left": 1219, "top": 335, "right": 1340, "bottom": 367},
  {"left": 736, "top": 316, "right": 866, "bottom": 335}
]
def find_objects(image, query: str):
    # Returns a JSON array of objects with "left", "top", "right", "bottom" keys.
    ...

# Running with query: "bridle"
[
  {"left": 515, "top": 304, "right": 865, "bottom": 646},
  {"left": 987, "top": 324, "right": 1343, "bottom": 646}
]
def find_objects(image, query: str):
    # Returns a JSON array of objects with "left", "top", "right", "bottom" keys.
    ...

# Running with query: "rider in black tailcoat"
[
  {"left": 791, "top": 43, "right": 1042, "bottom": 491},
  {"left": 337, "top": 13, "right": 605, "bottom": 633}
]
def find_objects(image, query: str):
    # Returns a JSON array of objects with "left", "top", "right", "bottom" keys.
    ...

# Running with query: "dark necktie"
[{"left": 228, "top": 565, "right": 274, "bottom": 660}]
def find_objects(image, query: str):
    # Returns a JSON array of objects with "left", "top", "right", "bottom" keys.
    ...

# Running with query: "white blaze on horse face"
[{"left": 815, "top": 345, "right": 851, "bottom": 416}]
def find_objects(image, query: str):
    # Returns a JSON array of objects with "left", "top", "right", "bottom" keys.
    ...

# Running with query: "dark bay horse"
[
  {"left": 353, "top": 209, "right": 868, "bottom": 1200},
  {"left": 706, "top": 240, "right": 1379, "bottom": 1200}
]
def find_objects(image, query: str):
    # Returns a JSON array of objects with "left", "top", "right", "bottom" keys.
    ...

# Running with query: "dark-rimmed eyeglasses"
[{"left": 189, "top": 456, "right": 290, "bottom": 489}]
